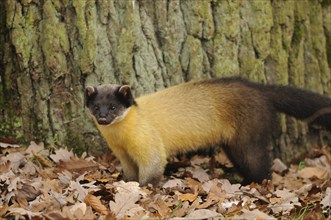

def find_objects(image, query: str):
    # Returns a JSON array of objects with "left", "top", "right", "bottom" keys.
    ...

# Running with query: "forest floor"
[{"left": 0, "top": 141, "right": 330, "bottom": 219}]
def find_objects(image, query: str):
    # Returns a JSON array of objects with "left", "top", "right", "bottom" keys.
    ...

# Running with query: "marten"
[{"left": 85, "top": 77, "right": 331, "bottom": 186}]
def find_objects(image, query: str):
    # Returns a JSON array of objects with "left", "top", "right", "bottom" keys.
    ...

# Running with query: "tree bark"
[{"left": 0, "top": 0, "right": 330, "bottom": 162}]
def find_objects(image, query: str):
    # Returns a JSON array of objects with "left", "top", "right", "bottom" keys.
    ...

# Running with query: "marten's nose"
[{"left": 98, "top": 117, "right": 108, "bottom": 125}]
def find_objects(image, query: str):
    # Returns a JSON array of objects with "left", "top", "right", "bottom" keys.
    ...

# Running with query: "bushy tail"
[{"left": 260, "top": 85, "right": 331, "bottom": 131}]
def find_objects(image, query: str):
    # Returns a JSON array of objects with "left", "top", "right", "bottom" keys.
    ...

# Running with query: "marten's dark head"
[{"left": 85, "top": 84, "right": 136, "bottom": 126}]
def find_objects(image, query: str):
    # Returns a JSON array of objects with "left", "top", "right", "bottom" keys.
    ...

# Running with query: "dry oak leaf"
[
  {"left": 84, "top": 194, "right": 108, "bottom": 215},
  {"left": 56, "top": 157, "right": 99, "bottom": 173},
  {"left": 109, "top": 182, "right": 145, "bottom": 219},
  {"left": 32, "top": 151, "right": 53, "bottom": 168},
  {"left": 142, "top": 196, "right": 172, "bottom": 218},
  {"left": 190, "top": 155, "right": 210, "bottom": 166},
  {"left": 68, "top": 181, "right": 88, "bottom": 202},
  {"left": 177, "top": 193, "right": 198, "bottom": 202},
  {"left": 298, "top": 167, "right": 328, "bottom": 180},
  {"left": 163, "top": 179, "right": 185, "bottom": 190},
  {"left": 7, "top": 208, "right": 42, "bottom": 219},
  {"left": 184, "top": 209, "right": 224, "bottom": 220},
  {"left": 272, "top": 158, "right": 288, "bottom": 173},
  {"left": 0, "top": 204, "right": 9, "bottom": 218},
  {"left": 0, "top": 161, "right": 10, "bottom": 173},
  {"left": 0, "top": 142, "right": 20, "bottom": 148},
  {"left": 1, "top": 152, "right": 25, "bottom": 171},
  {"left": 109, "top": 192, "right": 145, "bottom": 218},
  {"left": 215, "top": 149, "right": 233, "bottom": 168},
  {"left": 232, "top": 208, "right": 276, "bottom": 220},
  {"left": 268, "top": 189, "right": 301, "bottom": 215},
  {"left": 50, "top": 148, "right": 74, "bottom": 163},
  {"left": 61, "top": 204, "right": 95, "bottom": 219},
  {"left": 187, "top": 165, "right": 210, "bottom": 182},
  {"left": 26, "top": 141, "right": 49, "bottom": 157},
  {"left": 321, "top": 187, "right": 331, "bottom": 209}
]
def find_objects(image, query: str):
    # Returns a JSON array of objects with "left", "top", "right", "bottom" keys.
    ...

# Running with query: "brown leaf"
[
  {"left": 298, "top": 167, "right": 328, "bottom": 180},
  {"left": 42, "top": 210, "right": 70, "bottom": 220},
  {"left": 0, "top": 161, "right": 10, "bottom": 173},
  {"left": 3, "top": 152, "right": 25, "bottom": 171},
  {"left": 185, "top": 209, "right": 223, "bottom": 219},
  {"left": 215, "top": 149, "right": 233, "bottom": 168},
  {"left": 50, "top": 148, "right": 74, "bottom": 163},
  {"left": 272, "top": 158, "right": 288, "bottom": 173},
  {"left": 109, "top": 185, "right": 144, "bottom": 218},
  {"left": 162, "top": 179, "right": 185, "bottom": 189},
  {"left": 187, "top": 166, "right": 210, "bottom": 182},
  {"left": 7, "top": 208, "right": 42, "bottom": 219},
  {"left": 18, "top": 181, "right": 41, "bottom": 201},
  {"left": 84, "top": 194, "right": 108, "bottom": 215},
  {"left": 32, "top": 151, "right": 53, "bottom": 168},
  {"left": 16, "top": 195, "right": 28, "bottom": 208},
  {"left": 104, "top": 211, "right": 117, "bottom": 220},
  {"left": 190, "top": 155, "right": 210, "bottom": 166},
  {"left": 31, "top": 201, "right": 53, "bottom": 213},
  {"left": 142, "top": 197, "right": 171, "bottom": 218},
  {"left": 0, "top": 204, "right": 9, "bottom": 217},
  {"left": 68, "top": 181, "right": 88, "bottom": 202},
  {"left": 56, "top": 157, "right": 99, "bottom": 173},
  {"left": 0, "top": 142, "right": 20, "bottom": 148},
  {"left": 321, "top": 187, "right": 331, "bottom": 209},
  {"left": 233, "top": 209, "right": 276, "bottom": 220},
  {"left": 268, "top": 189, "right": 301, "bottom": 214},
  {"left": 177, "top": 193, "right": 197, "bottom": 202},
  {"left": 26, "top": 142, "right": 48, "bottom": 157}
]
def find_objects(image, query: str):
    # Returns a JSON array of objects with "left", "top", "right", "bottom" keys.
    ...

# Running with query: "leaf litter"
[{"left": 0, "top": 141, "right": 330, "bottom": 219}]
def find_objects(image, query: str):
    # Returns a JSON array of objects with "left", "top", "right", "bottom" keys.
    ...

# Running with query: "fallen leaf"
[
  {"left": 219, "top": 179, "right": 241, "bottom": 198},
  {"left": 232, "top": 208, "right": 276, "bottom": 220},
  {"left": 0, "top": 204, "right": 9, "bottom": 217},
  {"left": 50, "top": 148, "right": 74, "bottom": 163},
  {"left": 298, "top": 167, "right": 328, "bottom": 180},
  {"left": 7, "top": 208, "right": 42, "bottom": 218},
  {"left": 268, "top": 189, "right": 301, "bottom": 214},
  {"left": 177, "top": 193, "right": 197, "bottom": 202},
  {"left": 0, "top": 161, "right": 10, "bottom": 173},
  {"left": 185, "top": 209, "right": 223, "bottom": 219},
  {"left": 109, "top": 189, "right": 144, "bottom": 219},
  {"left": 26, "top": 142, "right": 48, "bottom": 157},
  {"left": 113, "top": 181, "right": 147, "bottom": 198},
  {"left": 18, "top": 178, "right": 42, "bottom": 201},
  {"left": 187, "top": 166, "right": 210, "bottom": 182},
  {"left": 215, "top": 149, "right": 233, "bottom": 168},
  {"left": 32, "top": 151, "right": 53, "bottom": 168},
  {"left": 296, "top": 183, "right": 313, "bottom": 197},
  {"left": 68, "top": 181, "right": 88, "bottom": 202},
  {"left": 197, "top": 192, "right": 225, "bottom": 209},
  {"left": 190, "top": 155, "right": 210, "bottom": 166},
  {"left": 272, "top": 158, "right": 288, "bottom": 173},
  {"left": 2, "top": 152, "right": 25, "bottom": 171},
  {"left": 142, "top": 196, "right": 171, "bottom": 218},
  {"left": 56, "top": 157, "right": 99, "bottom": 173},
  {"left": 84, "top": 194, "right": 108, "bottom": 215},
  {"left": 70, "top": 202, "right": 87, "bottom": 218},
  {"left": 0, "top": 142, "right": 20, "bottom": 148},
  {"left": 163, "top": 179, "right": 185, "bottom": 190},
  {"left": 321, "top": 187, "right": 331, "bottom": 209}
]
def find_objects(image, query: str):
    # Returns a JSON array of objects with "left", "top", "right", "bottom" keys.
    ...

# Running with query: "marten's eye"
[
  {"left": 94, "top": 106, "right": 99, "bottom": 111},
  {"left": 110, "top": 105, "right": 116, "bottom": 111}
]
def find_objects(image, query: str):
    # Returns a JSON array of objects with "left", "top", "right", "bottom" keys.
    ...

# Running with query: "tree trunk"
[{"left": 1, "top": 0, "right": 330, "bottom": 162}]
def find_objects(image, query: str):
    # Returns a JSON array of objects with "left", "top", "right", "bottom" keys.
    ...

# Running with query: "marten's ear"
[
  {"left": 85, "top": 86, "right": 97, "bottom": 106},
  {"left": 86, "top": 86, "right": 96, "bottom": 97},
  {"left": 118, "top": 85, "right": 136, "bottom": 106}
]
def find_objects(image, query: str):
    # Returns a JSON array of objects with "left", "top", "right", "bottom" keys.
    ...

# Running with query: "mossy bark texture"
[{"left": 0, "top": 0, "right": 330, "bottom": 162}]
